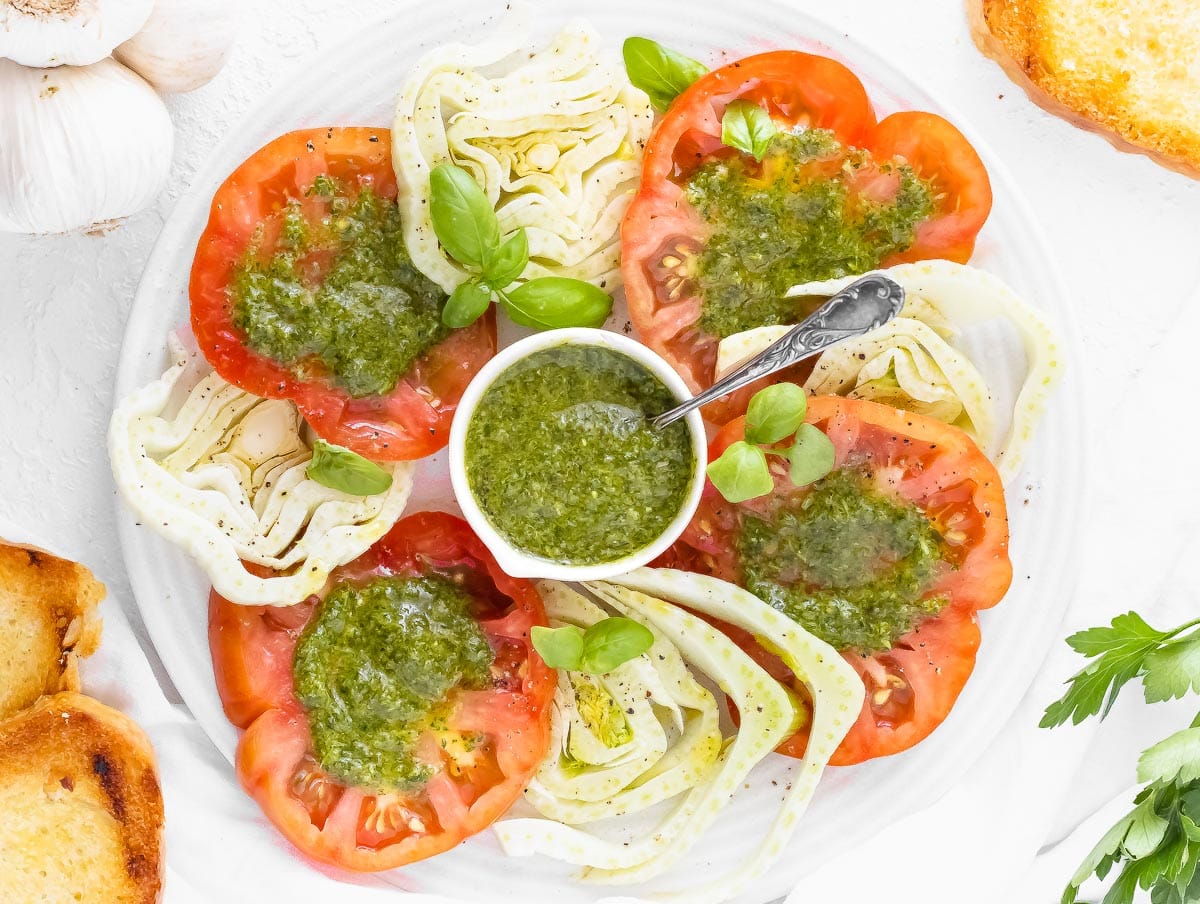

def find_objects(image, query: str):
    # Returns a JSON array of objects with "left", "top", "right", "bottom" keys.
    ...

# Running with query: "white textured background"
[{"left": 3, "top": 0, "right": 1200, "bottom": 900}]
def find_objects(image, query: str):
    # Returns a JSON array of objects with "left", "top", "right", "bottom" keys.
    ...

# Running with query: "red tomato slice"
[
  {"left": 209, "top": 512, "right": 555, "bottom": 871},
  {"left": 659, "top": 397, "right": 1010, "bottom": 764},
  {"left": 190, "top": 128, "right": 496, "bottom": 461},
  {"left": 872, "top": 111, "right": 993, "bottom": 267},
  {"left": 621, "top": 53, "right": 992, "bottom": 423}
]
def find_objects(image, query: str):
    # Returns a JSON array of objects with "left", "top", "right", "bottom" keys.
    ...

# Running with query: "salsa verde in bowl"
[{"left": 449, "top": 329, "right": 706, "bottom": 580}]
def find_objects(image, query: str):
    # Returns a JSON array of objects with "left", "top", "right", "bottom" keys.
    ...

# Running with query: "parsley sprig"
[
  {"left": 1044, "top": 613, "right": 1200, "bottom": 903},
  {"left": 1042, "top": 613, "right": 1200, "bottom": 728}
]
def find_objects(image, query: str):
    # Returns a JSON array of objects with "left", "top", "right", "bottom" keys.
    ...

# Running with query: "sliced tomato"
[
  {"left": 621, "top": 53, "right": 991, "bottom": 422},
  {"left": 872, "top": 112, "right": 993, "bottom": 266},
  {"left": 190, "top": 128, "right": 496, "bottom": 461},
  {"left": 209, "top": 512, "right": 555, "bottom": 871},
  {"left": 660, "top": 397, "right": 1010, "bottom": 764}
]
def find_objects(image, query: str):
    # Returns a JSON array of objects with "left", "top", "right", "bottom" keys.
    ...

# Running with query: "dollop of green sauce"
[
  {"left": 231, "top": 179, "right": 448, "bottom": 398},
  {"left": 293, "top": 575, "right": 494, "bottom": 792},
  {"left": 738, "top": 469, "right": 948, "bottom": 653},
  {"left": 685, "top": 129, "right": 935, "bottom": 338},
  {"left": 465, "top": 344, "right": 694, "bottom": 565}
]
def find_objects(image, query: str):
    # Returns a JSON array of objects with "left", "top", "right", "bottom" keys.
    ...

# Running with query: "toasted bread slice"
[
  {"left": 970, "top": 0, "right": 1200, "bottom": 177},
  {"left": 0, "top": 692, "right": 164, "bottom": 903},
  {"left": 0, "top": 538, "right": 104, "bottom": 719}
]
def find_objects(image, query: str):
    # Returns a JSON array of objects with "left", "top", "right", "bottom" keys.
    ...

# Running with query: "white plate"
[{"left": 113, "top": 3, "right": 1084, "bottom": 902}]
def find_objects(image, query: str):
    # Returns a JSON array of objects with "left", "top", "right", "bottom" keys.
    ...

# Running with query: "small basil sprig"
[
  {"left": 622, "top": 37, "right": 707, "bottom": 113},
  {"left": 429, "top": 163, "right": 612, "bottom": 330},
  {"left": 532, "top": 617, "right": 655, "bottom": 675},
  {"left": 721, "top": 99, "right": 778, "bottom": 161},
  {"left": 306, "top": 440, "right": 393, "bottom": 496},
  {"left": 706, "top": 383, "right": 835, "bottom": 504}
]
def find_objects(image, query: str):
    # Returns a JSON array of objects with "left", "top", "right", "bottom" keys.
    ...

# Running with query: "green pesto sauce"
[
  {"left": 292, "top": 575, "right": 494, "bottom": 792},
  {"left": 230, "top": 179, "right": 448, "bottom": 398},
  {"left": 738, "top": 469, "right": 948, "bottom": 653},
  {"left": 465, "top": 344, "right": 694, "bottom": 565},
  {"left": 685, "top": 129, "right": 935, "bottom": 338}
]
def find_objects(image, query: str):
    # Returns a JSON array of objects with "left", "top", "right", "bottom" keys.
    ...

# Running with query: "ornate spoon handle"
[{"left": 651, "top": 273, "right": 906, "bottom": 430}]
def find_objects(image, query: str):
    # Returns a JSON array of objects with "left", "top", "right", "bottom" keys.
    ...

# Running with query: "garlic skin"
[
  {"left": 0, "top": 0, "right": 154, "bottom": 67},
  {"left": 0, "top": 57, "right": 174, "bottom": 234},
  {"left": 114, "top": 0, "right": 238, "bottom": 94}
]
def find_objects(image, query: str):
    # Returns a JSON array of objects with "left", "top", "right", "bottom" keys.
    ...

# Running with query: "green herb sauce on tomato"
[
  {"left": 738, "top": 469, "right": 948, "bottom": 652},
  {"left": 465, "top": 344, "right": 694, "bottom": 565},
  {"left": 293, "top": 575, "right": 494, "bottom": 792},
  {"left": 230, "top": 178, "right": 448, "bottom": 398},
  {"left": 685, "top": 129, "right": 934, "bottom": 338}
]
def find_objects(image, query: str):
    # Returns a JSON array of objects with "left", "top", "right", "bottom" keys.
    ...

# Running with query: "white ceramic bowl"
[{"left": 448, "top": 327, "right": 707, "bottom": 581}]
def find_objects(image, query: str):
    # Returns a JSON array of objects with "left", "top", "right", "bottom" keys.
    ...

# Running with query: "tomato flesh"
[
  {"left": 190, "top": 128, "right": 496, "bottom": 461},
  {"left": 209, "top": 512, "right": 555, "bottom": 871},
  {"left": 622, "top": 53, "right": 992, "bottom": 423}
]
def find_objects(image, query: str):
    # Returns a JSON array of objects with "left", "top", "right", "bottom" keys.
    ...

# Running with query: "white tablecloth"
[{"left": 3, "top": 1, "right": 1200, "bottom": 902}]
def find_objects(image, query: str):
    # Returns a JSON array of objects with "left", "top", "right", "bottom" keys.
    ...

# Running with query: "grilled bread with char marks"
[
  {"left": 0, "top": 538, "right": 103, "bottom": 719},
  {"left": 0, "top": 691, "right": 165, "bottom": 903}
]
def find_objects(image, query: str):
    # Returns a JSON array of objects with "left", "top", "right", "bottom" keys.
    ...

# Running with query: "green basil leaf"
[
  {"left": 483, "top": 228, "right": 529, "bottom": 289},
  {"left": 744, "top": 383, "right": 808, "bottom": 445},
  {"left": 706, "top": 440, "right": 773, "bottom": 503},
  {"left": 579, "top": 617, "right": 655, "bottom": 675},
  {"left": 429, "top": 163, "right": 500, "bottom": 270},
  {"left": 500, "top": 277, "right": 612, "bottom": 330},
  {"left": 531, "top": 624, "right": 585, "bottom": 670},
  {"left": 442, "top": 279, "right": 493, "bottom": 328},
  {"left": 622, "top": 36, "right": 707, "bottom": 113},
  {"left": 787, "top": 423, "right": 836, "bottom": 487},
  {"left": 721, "top": 99, "right": 778, "bottom": 161},
  {"left": 306, "top": 440, "right": 393, "bottom": 496}
]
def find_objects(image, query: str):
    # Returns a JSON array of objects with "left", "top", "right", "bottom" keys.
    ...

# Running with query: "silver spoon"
[{"left": 651, "top": 273, "right": 906, "bottom": 430}]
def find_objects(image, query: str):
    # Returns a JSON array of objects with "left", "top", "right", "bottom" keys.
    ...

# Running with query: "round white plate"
[{"left": 114, "top": 2, "right": 1084, "bottom": 902}]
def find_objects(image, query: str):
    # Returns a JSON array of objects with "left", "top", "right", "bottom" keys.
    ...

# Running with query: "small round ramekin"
[{"left": 448, "top": 327, "right": 707, "bottom": 581}]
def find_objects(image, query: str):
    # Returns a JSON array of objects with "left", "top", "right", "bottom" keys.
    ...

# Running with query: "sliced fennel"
[
  {"left": 493, "top": 569, "right": 863, "bottom": 902},
  {"left": 523, "top": 581, "right": 722, "bottom": 825},
  {"left": 392, "top": 15, "right": 653, "bottom": 294},
  {"left": 602, "top": 569, "right": 864, "bottom": 900},
  {"left": 714, "top": 260, "right": 1063, "bottom": 483},
  {"left": 108, "top": 335, "right": 413, "bottom": 606}
]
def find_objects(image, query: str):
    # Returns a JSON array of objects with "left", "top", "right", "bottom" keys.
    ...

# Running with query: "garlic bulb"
[
  {"left": 0, "top": 57, "right": 174, "bottom": 234},
  {"left": 0, "top": 0, "right": 154, "bottom": 67},
  {"left": 115, "top": 0, "right": 238, "bottom": 94}
]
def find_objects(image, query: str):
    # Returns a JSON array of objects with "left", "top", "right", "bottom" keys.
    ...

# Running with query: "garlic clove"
[
  {"left": 0, "top": 57, "right": 174, "bottom": 234},
  {"left": 114, "top": 0, "right": 239, "bottom": 94},
  {"left": 0, "top": 0, "right": 155, "bottom": 68}
]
